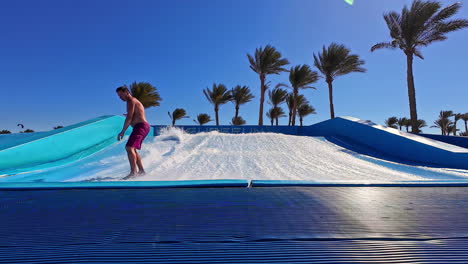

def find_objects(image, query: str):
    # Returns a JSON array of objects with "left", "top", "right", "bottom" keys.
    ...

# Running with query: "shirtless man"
[{"left": 116, "top": 86, "right": 151, "bottom": 179}]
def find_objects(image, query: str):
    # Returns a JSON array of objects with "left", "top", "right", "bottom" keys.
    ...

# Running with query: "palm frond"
[
  {"left": 231, "top": 85, "right": 254, "bottom": 106},
  {"left": 130, "top": 82, "right": 162, "bottom": 108},
  {"left": 203, "top": 83, "right": 232, "bottom": 106},
  {"left": 373, "top": 0, "right": 468, "bottom": 57}
]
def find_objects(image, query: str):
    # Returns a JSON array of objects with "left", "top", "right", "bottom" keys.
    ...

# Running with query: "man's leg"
[
  {"left": 125, "top": 146, "right": 138, "bottom": 176},
  {"left": 136, "top": 151, "right": 145, "bottom": 174}
]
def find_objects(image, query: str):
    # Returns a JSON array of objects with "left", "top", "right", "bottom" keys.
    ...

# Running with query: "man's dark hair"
[{"left": 116, "top": 85, "right": 130, "bottom": 93}]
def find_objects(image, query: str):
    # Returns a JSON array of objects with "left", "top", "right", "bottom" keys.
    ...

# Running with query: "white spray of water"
[{"left": 66, "top": 126, "right": 468, "bottom": 182}]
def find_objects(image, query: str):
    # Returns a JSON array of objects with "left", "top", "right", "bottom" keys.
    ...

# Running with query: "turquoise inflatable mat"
[
  {"left": 252, "top": 180, "right": 468, "bottom": 187},
  {"left": 1, "top": 186, "right": 467, "bottom": 263},
  {"left": 0, "top": 179, "right": 249, "bottom": 190}
]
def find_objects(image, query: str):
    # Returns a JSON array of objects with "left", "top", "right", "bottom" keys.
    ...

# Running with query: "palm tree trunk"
[
  {"left": 327, "top": 80, "right": 335, "bottom": 119},
  {"left": 172, "top": 119, "right": 175, "bottom": 126},
  {"left": 270, "top": 119, "right": 273, "bottom": 126},
  {"left": 406, "top": 53, "right": 418, "bottom": 133},
  {"left": 288, "top": 112, "right": 291, "bottom": 126},
  {"left": 235, "top": 106, "right": 239, "bottom": 119},
  {"left": 275, "top": 118, "right": 279, "bottom": 126},
  {"left": 292, "top": 88, "right": 298, "bottom": 126},
  {"left": 215, "top": 106, "right": 219, "bottom": 126},
  {"left": 465, "top": 120, "right": 467, "bottom": 132},
  {"left": 300, "top": 117, "right": 303, "bottom": 127},
  {"left": 258, "top": 74, "right": 265, "bottom": 126}
]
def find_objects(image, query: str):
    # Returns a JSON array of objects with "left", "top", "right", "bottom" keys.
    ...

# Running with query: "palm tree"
[
  {"left": 268, "top": 87, "right": 288, "bottom": 125},
  {"left": 231, "top": 116, "right": 246, "bottom": 126},
  {"left": 314, "top": 43, "right": 366, "bottom": 119},
  {"left": 266, "top": 108, "right": 275, "bottom": 126},
  {"left": 462, "top": 113, "right": 468, "bottom": 133},
  {"left": 0, "top": 130, "right": 11, "bottom": 134},
  {"left": 286, "top": 93, "right": 294, "bottom": 126},
  {"left": 385, "top": 117, "right": 399, "bottom": 129},
  {"left": 430, "top": 110, "right": 454, "bottom": 135},
  {"left": 447, "top": 124, "right": 457, "bottom": 136},
  {"left": 203, "top": 83, "right": 232, "bottom": 126},
  {"left": 403, "top": 118, "right": 412, "bottom": 132},
  {"left": 231, "top": 85, "right": 254, "bottom": 119},
  {"left": 414, "top": 119, "right": 427, "bottom": 133},
  {"left": 129, "top": 82, "right": 162, "bottom": 108},
  {"left": 193, "top": 113, "right": 212, "bottom": 126},
  {"left": 21, "top": 129, "right": 34, "bottom": 133},
  {"left": 277, "top": 65, "right": 319, "bottom": 126},
  {"left": 297, "top": 103, "right": 316, "bottom": 126},
  {"left": 168, "top": 108, "right": 189, "bottom": 126},
  {"left": 371, "top": 0, "right": 468, "bottom": 133},
  {"left": 266, "top": 107, "right": 286, "bottom": 126},
  {"left": 454, "top": 113, "right": 463, "bottom": 135},
  {"left": 247, "top": 45, "right": 289, "bottom": 125},
  {"left": 286, "top": 94, "right": 307, "bottom": 126},
  {"left": 440, "top": 110, "right": 454, "bottom": 120},
  {"left": 397, "top": 117, "right": 409, "bottom": 130}
]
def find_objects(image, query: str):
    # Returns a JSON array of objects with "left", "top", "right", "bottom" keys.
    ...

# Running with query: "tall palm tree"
[
  {"left": 385, "top": 117, "right": 399, "bottom": 129},
  {"left": 462, "top": 113, "right": 468, "bottom": 133},
  {"left": 397, "top": 117, "right": 409, "bottom": 130},
  {"left": 231, "top": 116, "right": 246, "bottom": 126},
  {"left": 203, "top": 83, "right": 232, "bottom": 126},
  {"left": 314, "top": 43, "right": 366, "bottom": 119},
  {"left": 268, "top": 87, "right": 288, "bottom": 125},
  {"left": 231, "top": 85, "right": 254, "bottom": 119},
  {"left": 168, "top": 108, "right": 189, "bottom": 126},
  {"left": 266, "top": 107, "right": 286, "bottom": 126},
  {"left": 247, "top": 45, "right": 289, "bottom": 126},
  {"left": 277, "top": 65, "right": 319, "bottom": 126},
  {"left": 129, "top": 82, "right": 162, "bottom": 108},
  {"left": 193, "top": 113, "right": 212, "bottom": 126},
  {"left": 297, "top": 103, "right": 316, "bottom": 127},
  {"left": 371, "top": 0, "right": 468, "bottom": 133}
]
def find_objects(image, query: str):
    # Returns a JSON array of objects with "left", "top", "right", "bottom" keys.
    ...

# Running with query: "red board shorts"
[{"left": 126, "top": 122, "right": 150, "bottom": 150}]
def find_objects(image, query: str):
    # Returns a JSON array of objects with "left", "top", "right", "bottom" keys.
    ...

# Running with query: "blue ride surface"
[{"left": 1, "top": 115, "right": 467, "bottom": 183}]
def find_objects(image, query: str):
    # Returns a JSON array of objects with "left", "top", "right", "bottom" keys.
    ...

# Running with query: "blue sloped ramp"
[{"left": 0, "top": 115, "right": 126, "bottom": 176}]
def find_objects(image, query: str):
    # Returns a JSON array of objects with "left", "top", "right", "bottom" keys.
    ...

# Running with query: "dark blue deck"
[{"left": 1, "top": 186, "right": 468, "bottom": 263}]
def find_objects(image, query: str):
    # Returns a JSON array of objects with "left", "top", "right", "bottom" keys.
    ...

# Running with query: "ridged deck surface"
[{"left": 1, "top": 187, "right": 467, "bottom": 263}]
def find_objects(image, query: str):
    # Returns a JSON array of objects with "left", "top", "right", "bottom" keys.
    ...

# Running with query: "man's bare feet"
[{"left": 123, "top": 172, "right": 137, "bottom": 180}]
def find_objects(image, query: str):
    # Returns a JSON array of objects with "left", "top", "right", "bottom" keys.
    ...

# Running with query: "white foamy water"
[{"left": 65, "top": 127, "right": 468, "bottom": 182}]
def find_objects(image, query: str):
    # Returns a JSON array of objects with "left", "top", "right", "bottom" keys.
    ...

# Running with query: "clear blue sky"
[{"left": 1, "top": 0, "right": 467, "bottom": 134}]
